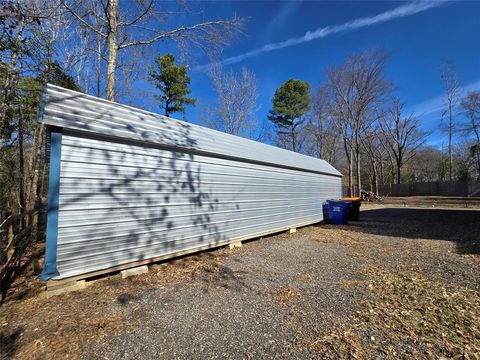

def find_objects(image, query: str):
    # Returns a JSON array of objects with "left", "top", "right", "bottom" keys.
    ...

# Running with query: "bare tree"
[
  {"left": 204, "top": 66, "right": 261, "bottom": 139},
  {"left": 1, "top": 1, "right": 42, "bottom": 215},
  {"left": 440, "top": 62, "right": 461, "bottom": 181},
  {"left": 403, "top": 147, "right": 448, "bottom": 182},
  {"left": 301, "top": 86, "right": 339, "bottom": 164},
  {"left": 1, "top": 0, "right": 90, "bottom": 221},
  {"left": 361, "top": 121, "right": 385, "bottom": 194},
  {"left": 380, "top": 98, "right": 428, "bottom": 184},
  {"left": 461, "top": 91, "right": 480, "bottom": 179},
  {"left": 324, "top": 50, "right": 392, "bottom": 196},
  {"left": 61, "top": 0, "right": 244, "bottom": 101}
]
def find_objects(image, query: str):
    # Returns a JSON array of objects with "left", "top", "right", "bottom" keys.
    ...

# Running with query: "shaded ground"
[
  {"left": 380, "top": 196, "right": 480, "bottom": 208},
  {"left": 1, "top": 207, "right": 479, "bottom": 359}
]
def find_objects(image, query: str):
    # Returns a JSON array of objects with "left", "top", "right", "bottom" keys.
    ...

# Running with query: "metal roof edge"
[{"left": 43, "top": 84, "right": 343, "bottom": 177}]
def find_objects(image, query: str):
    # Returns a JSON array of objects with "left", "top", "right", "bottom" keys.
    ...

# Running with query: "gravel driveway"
[
  {"left": 1, "top": 207, "right": 479, "bottom": 359},
  {"left": 83, "top": 233, "right": 363, "bottom": 359}
]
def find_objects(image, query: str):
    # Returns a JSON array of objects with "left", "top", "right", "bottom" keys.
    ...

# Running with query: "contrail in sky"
[
  {"left": 196, "top": 0, "right": 448, "bottom": 70},
  {"left": 408, "top": 79, "right": 480, "bottom": 117}
]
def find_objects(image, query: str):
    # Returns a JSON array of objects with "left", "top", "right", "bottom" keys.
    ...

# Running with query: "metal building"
[{"left": 40, "top": 84, "right": 342, "bottom": 281}]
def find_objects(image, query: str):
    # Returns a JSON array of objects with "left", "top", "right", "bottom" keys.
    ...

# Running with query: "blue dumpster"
[{"left": 327, "top": 200, "right": 351, "bottom": 225}]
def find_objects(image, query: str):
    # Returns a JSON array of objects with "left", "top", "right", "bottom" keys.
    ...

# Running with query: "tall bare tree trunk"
[
  {"left": 349, "top": 148, "right": 354, "bottom": 197},
  {"left": 440, "top": 63, "right": 459, "bottom": 181},
  {"left": 474, "top": 130, "right": 480, "bottom": 180},
  {"left": 12, "top": 21, "right": 26, "bottom": 218},
  {"left": 106, "top": 0, "right": 118, "bottom": 101},
  {"left": 372, "top": 159, "right": 379, "bottom": 194},
  {"left": 355, "top": 132, "right": 361, "bottom": 197},
  {"left": 343, "top": 137, "right": 353, "bottom": 197},
  {"left": 448, "top": 101, "right": 453, "bottom": 181},
  {"left": 477, "top": 148, "right": 480, "bottom": 181},
  {"left": 96, "top": 35, "right": 102, "bottom": 97},
  {"left": 18, "top": 117, "right": 26, "bottom": 216},
  {"left": 387, "top": 151, "right": 395, "bottom": 185},
  {"left": 379, "top": 157, "right": 385, "bottom": 186},
  {"left": 396, "top": 160, "right": 401, "bottom": 184}
]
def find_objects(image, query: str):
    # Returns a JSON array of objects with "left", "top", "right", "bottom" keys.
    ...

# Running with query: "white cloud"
[
  {"left": 408, "top": 79, "right": 480, "bottom": 117},
  {"left": 197, "top": 0, "right": 448, "bottom": 70},
  {"left": 261, "top": 1, "right": 302, "bottom": 43}
]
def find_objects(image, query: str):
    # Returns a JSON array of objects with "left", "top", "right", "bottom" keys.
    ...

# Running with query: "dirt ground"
[
  {"left": 380, "top": 196, "right": 480, "bottom": 209},
  {"left": 1, "top": 207, "right": 479, "bottom": 359}
]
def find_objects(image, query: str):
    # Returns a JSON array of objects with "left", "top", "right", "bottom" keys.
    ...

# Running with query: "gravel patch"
[
  {"left": 1, "top": 207, "right": 479, "bottom": 359},
  {"left": 83, "top": 235, "right": 362, "bottom": 359}
]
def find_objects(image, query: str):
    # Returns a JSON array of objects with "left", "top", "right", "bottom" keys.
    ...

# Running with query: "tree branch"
[
  {"left": 118, "top": 19, "right": 240, "bottom": 49},
  {"left": 60, "top": 0, "right": 107, "bottom": 38},
  {"left": 118, "top": 1, "right": 153, "bottom": 27}
]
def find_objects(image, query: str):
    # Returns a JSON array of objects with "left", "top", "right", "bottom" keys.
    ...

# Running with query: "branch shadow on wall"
[{"left": 49, "top": 94, "right": 231, "bottom": 277}]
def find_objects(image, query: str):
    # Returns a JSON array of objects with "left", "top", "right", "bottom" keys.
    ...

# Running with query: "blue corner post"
[{"left": 40, "top": 128, "right": 62, "bottom": 281}]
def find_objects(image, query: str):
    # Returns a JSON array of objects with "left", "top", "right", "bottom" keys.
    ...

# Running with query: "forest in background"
[{"left": 1, "top": 0, "right": 480, "bottom": 220}]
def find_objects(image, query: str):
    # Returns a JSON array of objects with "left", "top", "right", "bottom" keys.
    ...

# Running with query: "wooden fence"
[{"left": 378, "top": 180, "right": 480, "bottom": 197}]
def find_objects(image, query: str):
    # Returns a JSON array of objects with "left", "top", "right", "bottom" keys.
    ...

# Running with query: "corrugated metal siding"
[
  {"left": 43, "top": 84, "right": 341, "bottom": 177},
  {"left": 42, "top": 84, "right": 343, "bottom": 280}
]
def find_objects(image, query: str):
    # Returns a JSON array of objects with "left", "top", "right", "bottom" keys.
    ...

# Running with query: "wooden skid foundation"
[
  {"left": 228, "top": 241, "right": 242, "bottom": 249},
  {"left": 44, "top": 219, "right": 320, "bottom": 291},
  {"left": 121, "top": 265, "right": 148, "bottom": 279},
  {"left": 46, "top": 280, "right": 85, "bottom": 298}
]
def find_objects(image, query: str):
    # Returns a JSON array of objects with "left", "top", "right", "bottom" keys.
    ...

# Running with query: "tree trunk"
[
  {"left": 18, "top": 117, "right": 26, "bottom": 218},
  {"left": 96, "top": 35, "right": 102, "bottom": 98},
  {"left": 386, "top": 149, "right": 395, "bottom": 185},
  {"left": 473, "top": 129, "right": 480, "bottom": 180},
  {"left": 291, "top": 122, "right": 296, "bottom": 152},
  {"left": 448, "top": 101, "right": 453, "bottom": 181},
  {"left": 349, "top": 148, "right": 354, "bottom": 197},
  {"left": 328, "top": 137, "right": 337, "bottom": 164},
  {"left": 477, "top": 149, "right": 480, "bottom": 181},
  {"left": 343, "top": 136, "right": 352, "bottom": 197},
  {"left": 106, "top": 0, "right": 119, "bottom": 101},
  {"left": 379, "top": 156, "right": 385, "bottom": 186},
  {"left": 164, "top": 98, "right": 170, "bottom": 117},
  {"left": 396, "top": 162, "right": 401, "bottom": 184},
  {"left": 476, "top": 138, "right": 480, "bottom": 181},
  {"left": 355, "top": 133, "right": 361, "bottom": 197}
]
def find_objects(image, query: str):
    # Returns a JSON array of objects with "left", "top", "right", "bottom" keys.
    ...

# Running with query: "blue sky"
[{"left": 131, "top": 1, "right": 480, "bottom": 148}]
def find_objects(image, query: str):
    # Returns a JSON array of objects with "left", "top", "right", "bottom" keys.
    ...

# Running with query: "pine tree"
[
  {"left": 148, "top": 54, "right": 196, "bottom": 117},
  {"left": 268, "top": 79, "right": 310, "bottom": 152}
]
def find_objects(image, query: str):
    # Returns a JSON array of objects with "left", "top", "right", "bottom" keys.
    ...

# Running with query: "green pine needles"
[
  {"left": 148, "top": 53, "right": 196, "bottom": 118},
  {"left": 268, "top": 79, "right": 310, "bottom": 152}
]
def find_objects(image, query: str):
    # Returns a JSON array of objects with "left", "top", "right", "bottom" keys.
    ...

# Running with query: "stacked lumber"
[{"left": 361, "top": 190, "right": 383, "bottom": 202}]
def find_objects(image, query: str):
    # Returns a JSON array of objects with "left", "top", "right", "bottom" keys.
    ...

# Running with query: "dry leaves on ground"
[
  {"left": 305, "top": 264, "right": 480, "bottom": 359},
  {"left": 0, "top": 250, "right": 227, "bottom": 360},
  {"left": 272, "top": 286, "right": 300, "bottom": 306}
]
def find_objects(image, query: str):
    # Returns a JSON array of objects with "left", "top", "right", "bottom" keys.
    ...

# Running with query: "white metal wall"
[{"left": 42, "top": 84, "right": 343, "bottom": 280}]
